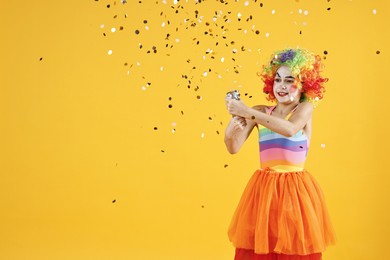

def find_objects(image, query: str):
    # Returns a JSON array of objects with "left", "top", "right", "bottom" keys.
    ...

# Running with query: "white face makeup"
[{"left": 273, "top": 66, "right": 301, "bottom": 103}]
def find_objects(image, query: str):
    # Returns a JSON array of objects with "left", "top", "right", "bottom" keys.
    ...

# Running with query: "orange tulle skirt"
[
  {"left": 234, "top": 249, "right": 322, "bottom": 260},
  {"left": 228, "top": 168, "right": 336, "bottom": 258}
]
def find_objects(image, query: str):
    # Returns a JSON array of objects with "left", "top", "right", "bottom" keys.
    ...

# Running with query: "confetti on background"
[{"left": 94, "top": 0, "right": 328, "bottom": 150}]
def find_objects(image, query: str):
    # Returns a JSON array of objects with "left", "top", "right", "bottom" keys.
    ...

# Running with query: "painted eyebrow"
[{"left": 275, "top": 73, "right": 295, "bottom": 79}]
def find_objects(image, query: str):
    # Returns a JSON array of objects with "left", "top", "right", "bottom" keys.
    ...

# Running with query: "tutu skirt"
[{"left": 228, "top": 168, "right": 336, "bottom": 258}]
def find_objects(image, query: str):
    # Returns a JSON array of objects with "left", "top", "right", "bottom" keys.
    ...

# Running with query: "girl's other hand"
[{"left": 232, "top": 116, "right": 247, "bottom": 130}]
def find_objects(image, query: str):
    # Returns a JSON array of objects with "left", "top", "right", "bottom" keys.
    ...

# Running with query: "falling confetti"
[{"left": 94, "top": 0, "right": 343, "bottom": 163}]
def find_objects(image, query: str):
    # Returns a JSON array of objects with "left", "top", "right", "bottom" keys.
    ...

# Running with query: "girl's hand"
[
  {"left": 225, "top": 116, "right": 247, "bottom": 136},
  {"left": 225, "top": 98, "right": 249, "bottom": 118},
  {"left": 232, "top": 115, "right": 247, "bottom": 129}
]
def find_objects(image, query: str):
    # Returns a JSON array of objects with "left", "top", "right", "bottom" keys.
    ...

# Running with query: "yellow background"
[{"left": 1, "top": 0, "right": 389, "bottom": 259}]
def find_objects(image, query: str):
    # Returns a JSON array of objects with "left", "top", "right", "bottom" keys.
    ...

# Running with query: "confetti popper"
[{"left": 226, "top": 90, "right": 244, "bottom": 129}]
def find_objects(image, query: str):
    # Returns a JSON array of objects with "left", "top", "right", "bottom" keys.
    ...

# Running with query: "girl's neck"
[{"left": 273, "top": 101, "right": 300, "bottom": 117}]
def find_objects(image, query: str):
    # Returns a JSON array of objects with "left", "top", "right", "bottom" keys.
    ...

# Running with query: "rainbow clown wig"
[{"left": 261, "top": 48, "right": 328, "bottom": 105}]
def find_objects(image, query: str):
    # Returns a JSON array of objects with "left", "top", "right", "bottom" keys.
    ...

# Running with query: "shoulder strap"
[{"left": 286, "top": 104, "right": 300, "bottom": 119}]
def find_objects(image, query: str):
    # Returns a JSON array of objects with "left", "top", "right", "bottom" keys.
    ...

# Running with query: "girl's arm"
[
  {"left": 227, "top": 101, "right": 313, "bottom": 137},
  {"left": 224, "top": 106, "right": 263, "bottom": 154}
]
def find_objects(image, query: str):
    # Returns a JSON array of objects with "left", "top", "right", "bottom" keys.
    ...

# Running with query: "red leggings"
[{"left": 235, "top": 249, "right": 322, "bottom": 260}]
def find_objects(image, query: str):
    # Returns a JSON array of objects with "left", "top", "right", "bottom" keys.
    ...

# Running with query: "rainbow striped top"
[{"left": 258, "top": 106, "right": 308, "bottom": 172}]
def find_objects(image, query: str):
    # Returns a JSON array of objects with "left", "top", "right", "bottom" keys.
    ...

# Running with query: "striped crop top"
[{"left": 258, "top": 106, "right": 308, "bottom": 172}]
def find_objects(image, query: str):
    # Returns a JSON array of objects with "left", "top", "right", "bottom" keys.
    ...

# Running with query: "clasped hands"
[{"left": 225, "top": 98, "right": 252, "bottom": 129}]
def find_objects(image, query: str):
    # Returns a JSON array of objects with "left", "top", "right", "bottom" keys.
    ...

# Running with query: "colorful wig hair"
[{"left": 260, "top": 48, "right": 328, "bottom": 105}]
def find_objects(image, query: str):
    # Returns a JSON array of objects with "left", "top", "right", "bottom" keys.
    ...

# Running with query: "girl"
[{"left": 225, "top": 49, "right": 336, "bottom": 260}]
